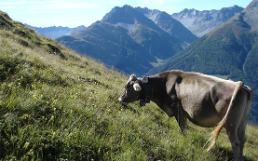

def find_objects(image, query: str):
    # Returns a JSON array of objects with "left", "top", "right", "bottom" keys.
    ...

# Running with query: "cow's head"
[{"left": 118, "top": 74, "right": 145, "bottom": 105}]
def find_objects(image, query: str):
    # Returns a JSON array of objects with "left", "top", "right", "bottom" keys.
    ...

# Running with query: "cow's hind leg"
[
  {"left": 237, "top": 87, "right": 253, "bottom": 159},
  {"left": 237, "top": 121, "right": 247, "bottom": 159},
  {"left": 225, "top": 90, "right": 247, "bottom": 161}
]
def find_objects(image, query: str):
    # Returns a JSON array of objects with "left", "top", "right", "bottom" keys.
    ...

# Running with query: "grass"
[{"left": 0, "top": 11, "right": 258, "bottom": 160}]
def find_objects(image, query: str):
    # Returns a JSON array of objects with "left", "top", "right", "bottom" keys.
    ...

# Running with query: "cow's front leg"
[{"left": 175, "top": 110, "right": 187, "bottom": 135}]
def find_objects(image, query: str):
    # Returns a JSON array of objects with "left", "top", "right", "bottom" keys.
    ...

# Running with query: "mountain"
[
  {"left": 148, "top": 0, "right": 258, "bottom": 123},
  {"left": 59, "top": 21, "right": 156, "bottom": 75},
  {"left": 101, "top": 5, "right": 187, "bottom": 58},
  {"left": 136, "top": 7, "right": 198, "bottom": 44},
  {"left": 24, "top": 24, "right": 86, "bottom": 39},
  {"left": 57, "top": 5, "right": 189, "bottom": 76},
  {"left": 172, "top": 5, "right": 244, "bottom": 37}
]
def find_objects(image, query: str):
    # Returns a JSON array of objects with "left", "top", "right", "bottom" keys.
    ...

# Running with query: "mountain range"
[
  {"left": 148, "top": 0, "right": 258, "bottom": 122},
  {"left": 57, "top": 5, "right": 191, "bottom": 76},
  {"left": 24, "top": 5, "right": 243, "bottom": 41},
  {"left": 56, "top": 4, "right": 244, "bottom": 76},
  {"left": 24, "top": 24, "right": 86, "bottom": 39},
  {"left": 172, "top": 5, "right": 244, "bottom": 37}
]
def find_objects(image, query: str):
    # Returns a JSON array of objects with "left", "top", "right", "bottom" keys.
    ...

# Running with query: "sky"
[{"left": 0, "top": 0, "right": 253, "bottom": 28}]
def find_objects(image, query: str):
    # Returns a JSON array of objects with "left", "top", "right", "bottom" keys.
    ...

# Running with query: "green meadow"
[{"left": 0, "top": 11, "right": 258, "bottom": 161}]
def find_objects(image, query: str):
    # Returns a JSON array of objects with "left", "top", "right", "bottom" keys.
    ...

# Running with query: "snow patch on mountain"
[
  {"left": 116, "top": 22, "right": 135, "bottom": 32},
  {"left": 144, "top": 12, "right": 160, "bottom": 24}
]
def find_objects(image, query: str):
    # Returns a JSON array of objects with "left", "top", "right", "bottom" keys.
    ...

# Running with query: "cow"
[{"left": 118, "top": 70, "right": 253, "bottom": 161}]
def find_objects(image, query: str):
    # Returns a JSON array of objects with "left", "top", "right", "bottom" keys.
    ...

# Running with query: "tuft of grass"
[{"left": 1, "top": 10, "right": 258, "bottom": 161}]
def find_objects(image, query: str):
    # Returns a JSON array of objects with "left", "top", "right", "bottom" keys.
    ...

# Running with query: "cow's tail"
[{"left": 206, "top": 81, "right": 244, "bottom": 152}]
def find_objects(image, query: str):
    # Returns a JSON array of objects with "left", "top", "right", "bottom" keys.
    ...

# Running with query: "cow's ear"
[{"left": 133, "top": 83, "right": 142, "bottom": 91}]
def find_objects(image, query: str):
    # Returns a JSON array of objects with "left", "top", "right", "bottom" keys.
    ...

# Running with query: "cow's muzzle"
[{"left": 118, "top": 97, "right": 128, "bottom": 105}]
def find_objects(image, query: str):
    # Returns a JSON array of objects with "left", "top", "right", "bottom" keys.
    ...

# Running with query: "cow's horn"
[
  {"left": 130, "top": 74, "right": 137, "bottom": 81},
  {"left": 133, "top": 83, "right": 142, "bottom": 91}
]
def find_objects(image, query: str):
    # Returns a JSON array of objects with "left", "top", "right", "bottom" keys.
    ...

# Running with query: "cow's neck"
[
  {"left": 144, "top": 75, "right": 178, "bottom": 117},
  {"left": 144, "top": 76, "right": 164, "bottom": 107}
]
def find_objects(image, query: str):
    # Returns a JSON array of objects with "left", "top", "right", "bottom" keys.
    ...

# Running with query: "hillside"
[
  {"left": 1, "top": 10, "right": 258, "bottom": 161},
  {"left": 148, "top": 0, "right": 258, "bottom": 123},
  {"left": 57, "top": 5, "right": 188, "bottom": 76}
]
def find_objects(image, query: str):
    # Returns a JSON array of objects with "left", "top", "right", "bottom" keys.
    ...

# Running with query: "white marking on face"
[
  {"left": 118, "top": 97, "right": 128, "bottom": 105},
  {"left": 133, "top": 83, "right": 141, "bottom": 91}
]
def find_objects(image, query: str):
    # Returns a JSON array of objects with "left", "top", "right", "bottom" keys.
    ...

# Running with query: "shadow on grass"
[
  {"left": 120, "top": 105, "right": 137, "bottom": 113},
  {"left": 211, "top": 146, "right": 254, "bottom": 161}
]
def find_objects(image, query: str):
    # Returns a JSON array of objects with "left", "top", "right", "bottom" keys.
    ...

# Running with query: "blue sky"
[{"left": 0, "top": 0, "right": 253, "bottom": 28}]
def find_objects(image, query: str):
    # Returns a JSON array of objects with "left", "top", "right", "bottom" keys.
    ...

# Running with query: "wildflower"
[
  {"left": 50, "top": 115, "right": 54, "bottom": 121},
  {"left": 24, "top": 142, "right": 30, "bottom": 149}
]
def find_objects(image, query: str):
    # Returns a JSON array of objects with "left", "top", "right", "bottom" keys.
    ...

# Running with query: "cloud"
[
  {"left": 46, "top": 1, "right": 97, "bottom": 10},
  {"left": 0, "top": 1, "right": 45, "bottom": 6},
  {"left": 0, "top": 1, "right": 26, "bottom": 5},
  {"left": 140, "top": 0, "right": 168, "bottom": 6},
  {"left": 105, "top": 1, "right": 125, "bottom": 6},
  {"left": 160, "top": 0, "right": 164, "bottom": 5},
  {"left": 139, "top": 0, "right": 166, "bottom": 6},
  {"left": 25, "top": 15, "right": 102, "bottom": 27},
  {"left": 139, "top": 0, "right": 190, "bottom": 6},
  {"left": 0, "top": 0, "right": 98, "bottom": 11}
]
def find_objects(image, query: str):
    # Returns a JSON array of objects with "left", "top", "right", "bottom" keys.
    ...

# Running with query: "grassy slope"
[{"left": 0, "top": 11, "right": 258, "bottom": 160}]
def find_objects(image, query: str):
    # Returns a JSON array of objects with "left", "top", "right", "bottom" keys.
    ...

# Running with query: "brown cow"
[{"left": 118, "top": 70, "right": 253, "bottom": 161}]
